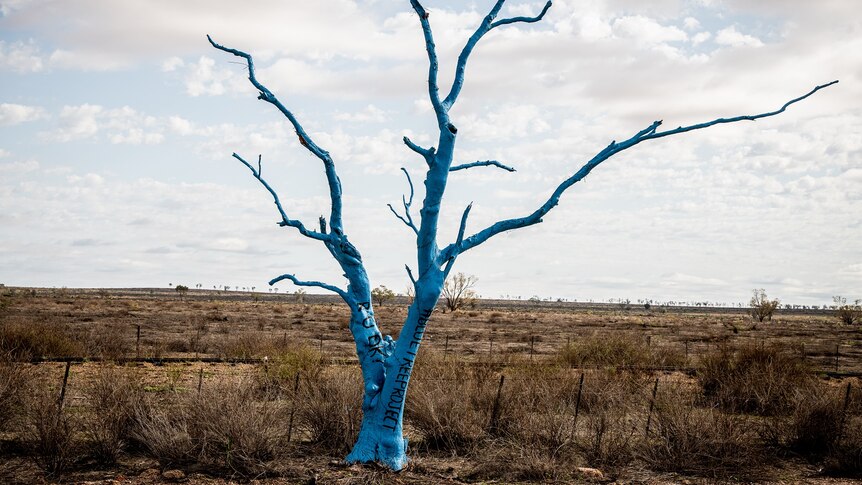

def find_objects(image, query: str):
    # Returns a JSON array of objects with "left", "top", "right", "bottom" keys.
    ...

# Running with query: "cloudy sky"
[{"left": 1, "top": 0, "right": 859, "bottom": 306}]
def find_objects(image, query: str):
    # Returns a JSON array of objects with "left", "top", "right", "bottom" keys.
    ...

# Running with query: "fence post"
[
  {"left": 444, "top": 334, "right": 449, "bottom": 360},
  {"left": 58, "top": 361, "right": 71, "bottom": 410},
  {"left": 287, "top": 371, "right": 301, "bottom": 442},
  {"left": 569, "top": 372, "right": 585, "bottom": 442},
  {"left": 834, "top": 344, "right": 840, "bottom": 373},
  {"left": 837, "top": 382, "right": 852, "bottom": 446},
  {"left": 489, "top": 375, "right": 506, "bottom": 433},
  {"left": 136, "top": 325, "right": 141, "bottom": 359},
  {"left": 684, "top": 340, "right": 689, "bottom": 361},
  {"left": 645, "top": 377, "right": 659, "bottom": 436}
]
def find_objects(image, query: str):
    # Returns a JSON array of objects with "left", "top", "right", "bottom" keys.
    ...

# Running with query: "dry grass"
[
  {"left": 698, "top": 343, "right": 816, "bottom": 415},
  {"left": 23, "top": 385, "right": 81, "bottom": 477},
  {"left": 81, "top": 366, "right": 143, "bottom": 464},
  {"left": 0, "top": 353, "right": 30, "bottom": 431},
  {"left": 641, "top": 384, "right": 764, "bottom": 478},
  {"left": 298, "top": 367, "right": 363, "bottom": 454}
]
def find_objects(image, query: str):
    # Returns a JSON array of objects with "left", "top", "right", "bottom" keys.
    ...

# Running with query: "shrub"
[
  {"left": 133, "top": 379, "right": 291, "bottom": 475},
  {"left": 442, "top": 273, "right": 477, "bottom": 311},
  {"left": 833, "top": 296, "right": 861, "bottom": 325},
  {"left": 0, "top": 352, "right": 30, "bottom": 431},
  {"left": 189, "top": 380, "right": 291, "bottom": 476},
  {"left": 749, "top": 288, "right": 779, "bottom": 322},
  {"left": 557, "top": 332, "right": 652, "bottom": 369},
  {"left": 298, "top": 368, "right": 363, "bottom": 454},
  {"left": 24, "top": 386, "right": 81, "bottom": 477},
  {"left": 641, "top": 387, "right": 762, "bottom": 478},
  {"left": 371, "top": 285, "right": 395, "bottom": 307},
  {"left": 407, "top": 354, "right": 492, "bottom": 451},
  {"left": 0, "top": 320, "right": 83, "bottom": 359},
  {"left": 698, "top": 343, "right": 816, "bottom": 415},
  {"left": 82, "top": 365, "right": 143, "bottom": 464},
  {"left": 132, "top": 398, "right": 197, "bottom": 467}
]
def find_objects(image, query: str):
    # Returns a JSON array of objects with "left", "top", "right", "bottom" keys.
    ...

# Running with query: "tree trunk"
[{"left": 346, "top": 274, "right": 441, "bottom": 470}]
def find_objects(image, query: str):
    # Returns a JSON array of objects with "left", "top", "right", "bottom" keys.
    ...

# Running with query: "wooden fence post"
[
  {"left": 569, "top": 372, "right": 585, "bottom": 442},
  {"left": 489, "top": 375, "right": 506, "bottom": 433},
  {"left": 645, "top": 377, "right": 659, "bottom": 435},
  {"left": 58, "top": 361, "right": 71, "bottom": 410}
]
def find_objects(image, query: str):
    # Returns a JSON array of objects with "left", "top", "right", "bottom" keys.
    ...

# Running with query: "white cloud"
[
  {"left": 683, "top": 17, "right": 701, "bottom": 31},
  {"left": 161, "top": 56, "right": 184, "bottom": 72},
  {"left": 691, "top": 31, "right": 712, "bottom": 45},
  {"left": 0, "top": 103, "right": 45, "bottom": 125},
  {"left": 183, "top": 56, "right": 239, "bottom": 96},
  {"left": 0, "top": 149, "right": 9, "bottom": 158},
  {"left": 0, "top": 159, "right": 39, "bottom": 174},
  {"left": 613, "top": 16, "right": 688, "bottom": 45},
  {"left": 47, "top": 104, "right": 167, "bottom": 144},
  {"left": 0, "top": 39, "right": 44, "bottom": 72},
  {"left": 52, "top": 104, "right": 103, "bottom": 141},
  {"left": 334, "top": 104, "right": 388, "bottom": 123},
  {"left": 168, "top": 116, "right": 194, "bottom": 136},
  {"left": 715, "top": 26, "right": 764, "bottom": 48}
]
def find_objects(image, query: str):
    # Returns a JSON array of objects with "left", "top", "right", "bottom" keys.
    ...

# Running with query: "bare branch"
[
  {"left": 405, "top": 264, "right": 417, "bottom": 286},
  {"left": 232, "top": 153, "right": 329, "bottom": 242},
  {"left": 490, "top": 1, "right": 552, "bottom": 28},
  {"left": 442, "top": 202, "right": 472, "bottom": 277},
  {"left": 442, "top": 81, "right": 838, "bottom": 258},
  {"left": 387, "top": 203, "right": 419, "bottom": 235},
  {"left": 450, "top": 160, "right": 516, "bottom": 172},
  {"left": 386, "top": 168, "right": 420, "bottom": 235},
  {"left": 269, "top": 273, "right": 349, "bottom": 301},
  {"left": 442, "top": 0, "right": 553, "bottom": 109},
  {"left": 208, "top": 34, "right": 346, "bottom": 234},
  {"left": 409, "top": 0, "right": 447, "bottom": 124}
]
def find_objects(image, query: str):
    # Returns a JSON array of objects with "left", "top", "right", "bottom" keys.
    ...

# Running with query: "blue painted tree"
[{"left": 208, "top": 0, "right": 835, "bottom": 471}]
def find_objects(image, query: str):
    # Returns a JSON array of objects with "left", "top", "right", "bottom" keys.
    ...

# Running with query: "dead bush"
[
  {"left": 823, "top": 416, "right": 862, "bottom": 478},
  {"left": 641, "top": 386, "right": 762, "bottom": 478},
  {"left": 577, "top": 405, "right": 636, "bottom": 469},
  {"left": 0, "top": 320, "right": 82, "bottom": 358},
  {"left": 698, "top": 343, "right": 815, "bottom": 415},
  {"left": 24, "top": 386, "right": 81, "bottom": 477},
  {"left": 407, "top": 357, "right": 491, "bottom": 451},
  {"left": 132, "top": 397, "right": 197, "bottom": 467},
  {"left": 557, "top": 332, "right": 653, "bottom": 369},
  {"left": 0, "top": 352, "right": 31, "bottom": 430},
  {"left": 298, "top": 367, "right": 363, "bottom": 454},
  {"left": 189, "top": 380, "right": 291, "bottom": 476},
  {"left": 258, "top": 344, "right": 327, "bottom": 395},
  {"left": 80, "top": 323, "right": 131, "bottom": 360},
  {"left": 82, "top": 365, "right": 143, "bottom": 464}
]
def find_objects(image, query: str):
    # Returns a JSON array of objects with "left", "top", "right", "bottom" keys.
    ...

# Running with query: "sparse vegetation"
[
  {"left": 442, "top": 272, "right": 478, "bottom": 311},
  {"left": 0, "top": 290, "right": 859, "bottom": 482},
  {"left": 371, "top": 285, "right": 395, "bottom": 307},
  {"left": 749, "top": 288, "right": 780, "bottom": 322},
  {"left": 834, "top": 296, "right": 861, "bottom": 325}
]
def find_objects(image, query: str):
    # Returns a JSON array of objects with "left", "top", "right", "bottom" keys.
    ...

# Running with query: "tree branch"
[
  {"left": 269, "top": 273, "right": 350, "bottom": 301},
  {"left": 450, "top": 160, "right": 516, "bottom": 172},
  {"left": 442, "top": 202, "right": 472, "bottom": 277},
  {"left": 208, "top": 34, "right": 346, "bottom": 234},
  {"left": 409, "top": 0, "right": 447, "bottom": 125},
  {"left": 442, "top": 0, "right": 553, "bottom": 109},
  {"left": 232, "top": 153, "right": 329, "bottom": 242},
  {"left": 441, "top": 81, "right": 838, "bottom": 258},
  {"left": 490, "top": 1, "right": 553, "bottom": 28},
  {"left": 386, "top": 168, "right": 420, "bottom": 234}
]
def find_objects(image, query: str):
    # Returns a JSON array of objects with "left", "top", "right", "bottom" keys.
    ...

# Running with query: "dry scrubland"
[{"left": 1, "top": 287, "right": 861, "bottom": 484}]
